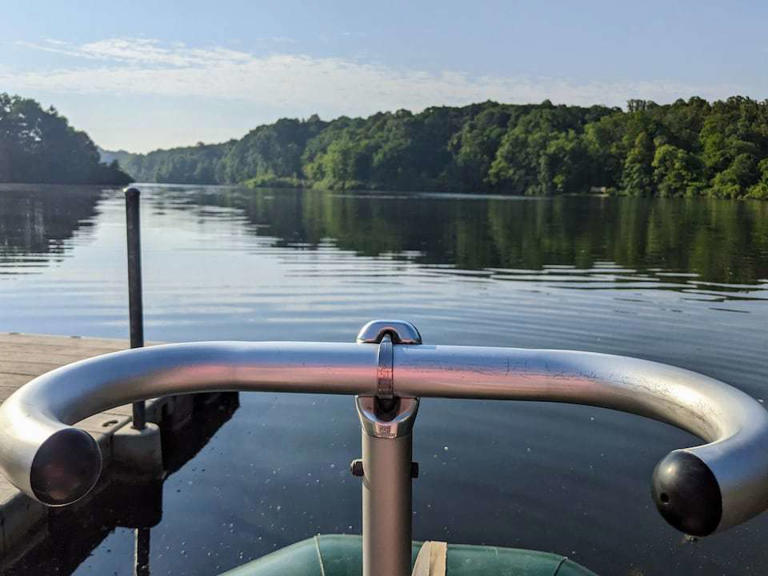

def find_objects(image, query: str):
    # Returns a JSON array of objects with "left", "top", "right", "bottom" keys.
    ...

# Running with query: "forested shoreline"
[
  {"left": 0, "top": 94, "right": 131, "bottom": 185},
  {"left": 105, "top": 97, "right": 768, "bottom": 199},
  {"left": 4, "top": 91, "right": 767, "bottom": 197}
]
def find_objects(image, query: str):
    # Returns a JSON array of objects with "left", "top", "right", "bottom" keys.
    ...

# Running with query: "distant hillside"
[
  {"left": 0, "top": 94, "right": 131, "bottom": 185},
  {"left": 104, "top": 97, "right": 768, "bottom": 199},
  {"left": 98, "top": 148, "right": 134, "bottom": 167},
  {"left": 101, "top": 141, "right": 232, "bottom": 185}
]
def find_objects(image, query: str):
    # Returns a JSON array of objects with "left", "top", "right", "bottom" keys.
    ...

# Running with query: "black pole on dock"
[
  {"left": 125, "top": 187, "right": 146, "bottom": 430},
  {"left": 134, "top": 527, "right": 151, "bottom": 576}
]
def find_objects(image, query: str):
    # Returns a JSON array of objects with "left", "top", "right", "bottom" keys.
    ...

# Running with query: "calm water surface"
[{"left": 1, "top": 184, "right": 767, "bottom": 575}]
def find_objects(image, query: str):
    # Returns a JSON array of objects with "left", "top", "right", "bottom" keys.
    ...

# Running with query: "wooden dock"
[{"left": 0, "top": 332, "right": 215, "bottom": 562}]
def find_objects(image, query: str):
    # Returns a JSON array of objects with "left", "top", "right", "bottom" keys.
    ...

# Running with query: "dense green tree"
[
  {"left": 622, "top": 132, "right": 655, "bottom": 195},
  {"left": 652, "top": 144, "right": 704, "bottom": 197},
  {"left": 712, "top": 153, "right": 758, "bottom": 198},
  {"left": 488, "top": 103, "right": 614, "bottom": 194},
  {"left": 449, "top": 103, "right": 512, "bottom": 189},
  {"left": 748, "top": 158, "right": 768, "bottom": 199},
  {"left": 106, "top": 96, "right": 768, "bottom": 199},
  {"left": 0, "top": 94, "right": 130, "bottom": 185}
]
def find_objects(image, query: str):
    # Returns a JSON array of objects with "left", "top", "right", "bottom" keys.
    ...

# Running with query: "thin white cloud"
[
  {"left": 3, "top": 37, "right": 749, "bottom": 151},
  {"left": 15, "top": 38, "right": 253, "bottom": 66},
  {"left": 4, "top": 37, "right": 742, "bottom": 115}
]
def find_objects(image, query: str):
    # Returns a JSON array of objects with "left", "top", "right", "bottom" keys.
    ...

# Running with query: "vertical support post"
[
  {"left": 125, "top": 187, "right": 146, "bottom": 430},
  {"left": 353, "top": 320, "right": 423, "bottom": 576},
  {"left": 356, "top": 396, "right": 419, "bottom": 576},
  {"left": 134, "top": 527, "right": 150, "bottom": 576},
  {"left": 126, "top": 187, "right": 152, "bottom": 575}
]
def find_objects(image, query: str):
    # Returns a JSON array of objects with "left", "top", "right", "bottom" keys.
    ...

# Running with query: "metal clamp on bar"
[
  {"left": 356, "top": 320, "right": 423, "bottom": 346},
  {"left": 356, "top": 319, "right": 422, "bottom": 413}
]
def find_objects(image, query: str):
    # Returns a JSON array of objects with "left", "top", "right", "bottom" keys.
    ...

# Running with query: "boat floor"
[{"left": 221, "top": 534, "right": 597, "bottom": 576}]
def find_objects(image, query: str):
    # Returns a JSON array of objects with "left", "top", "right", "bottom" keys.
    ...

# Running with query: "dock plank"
[
  {"left": 0, "top": 345, "right": 123, "bottom": 363},
  {"left": 0, "top": 332, "right": 146, "bottom": 426},
  {"left": 0, "top": 360, "right": 66, "bottom": 377}
]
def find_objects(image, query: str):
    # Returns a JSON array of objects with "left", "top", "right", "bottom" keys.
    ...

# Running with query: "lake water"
[{"left": 1, "top": 184, "right": 767, "bottom": 575}]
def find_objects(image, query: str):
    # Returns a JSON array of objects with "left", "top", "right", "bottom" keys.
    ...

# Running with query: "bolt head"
[{"left": 350, "top": 459, "right": 364, "bottom": 477}]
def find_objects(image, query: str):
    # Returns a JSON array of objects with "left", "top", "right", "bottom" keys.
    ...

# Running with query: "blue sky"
[{"left": 2, "top": 0, "right": 766, "bottom": 152}]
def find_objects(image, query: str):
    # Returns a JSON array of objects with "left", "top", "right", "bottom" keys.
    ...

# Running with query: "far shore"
[{"left": 3, "top": 181, "right": 768, "bottom": 202}]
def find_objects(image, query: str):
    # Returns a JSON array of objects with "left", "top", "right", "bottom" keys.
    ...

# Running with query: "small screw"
[{"left": 350, "top": 459, "right": 364, "bottom": 477}]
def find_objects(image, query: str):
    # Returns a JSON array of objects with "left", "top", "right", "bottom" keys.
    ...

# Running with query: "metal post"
[
  {"left": 126, "top": 187, "right": 151, "bottom": 576},
  {"left": 356, "top": 395, "right": 419, "bottom": 576},
  {"left": 134, "top": 527, "right": 150, "bottom": 576},
  {"left": 352, "top": 321, "right": 424, "bottom": 576},
  {"left": 125, "top": 187, "right": 146, "bottom": 430}
]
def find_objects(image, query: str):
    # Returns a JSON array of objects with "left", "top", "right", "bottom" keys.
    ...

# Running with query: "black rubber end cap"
[
  {"left": 652, "top": 450, "right": 722, "bottom": 536},
  {"left": 30, "top": 428, "right": 102, "bottom": 506}
]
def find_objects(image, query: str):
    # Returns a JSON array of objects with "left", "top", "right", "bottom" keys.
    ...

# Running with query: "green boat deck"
[{"left": 221, "top": 534, "right": 597, "bottom": 576}]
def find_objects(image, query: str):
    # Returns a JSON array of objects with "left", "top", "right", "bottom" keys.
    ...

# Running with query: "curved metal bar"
[
  {"left": 394, "top": 345, "right": 768, "bottom": 534},
  {"left": 0, "top": 340, "right": 767, "bottom": 537},
  {"left": 0, "top": 342, "right": 378, "bottom": 506}
]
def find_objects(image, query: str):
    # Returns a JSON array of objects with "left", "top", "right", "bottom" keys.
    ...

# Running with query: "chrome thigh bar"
[
  {"left": 1, "top": 319, "right": 768, "bottom": 558},
  {"left": 392, "top": 344, "right": 768, "bottom": 533},
  {"left": 0, "top": 341, "right": 379, "bottom": 505}
]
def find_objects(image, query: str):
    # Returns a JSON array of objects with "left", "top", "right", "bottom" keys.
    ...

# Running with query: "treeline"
[
  {"left": 109, "top": 97, "right": 768, "bottom": 199},
  {"left": 0, "top": 94, "right": 131, "bottom": 185}
]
